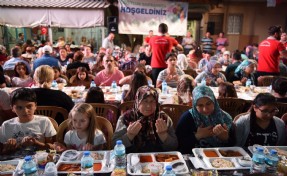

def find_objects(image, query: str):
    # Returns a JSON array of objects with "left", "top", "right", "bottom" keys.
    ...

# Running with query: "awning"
[{"left": 0, "top": 0, "right": 109, "bottom": 28}]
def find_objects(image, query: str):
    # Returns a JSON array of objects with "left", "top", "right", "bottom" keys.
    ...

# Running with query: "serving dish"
[
  {"left": 0, "top": 160, "right": 22, "bottom": 175},
  {"left": 127, "top": 151, "right": 188, "bottom": 175},
  {"left": 191, "top": 147, "right": 251, "bottom": 170},
  {"left": 56, "top": 150, "right": 114, "bottom": 174}
]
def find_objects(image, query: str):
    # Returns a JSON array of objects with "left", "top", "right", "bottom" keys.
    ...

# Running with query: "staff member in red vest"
[
  {"left": 257, "top": 25, "right": 287, "bottom": 77},
  {"left": 149, "top": 23, "right": 183, "bottom": 85}
]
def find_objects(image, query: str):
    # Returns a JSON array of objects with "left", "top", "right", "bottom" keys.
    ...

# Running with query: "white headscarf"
[{"left": 177, "top": 54, "right": 188, "bottom": 70}]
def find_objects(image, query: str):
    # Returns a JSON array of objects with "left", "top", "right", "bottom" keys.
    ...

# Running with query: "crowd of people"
[{"left": 0, "top": 23, "right": 287, "bottom": 157}]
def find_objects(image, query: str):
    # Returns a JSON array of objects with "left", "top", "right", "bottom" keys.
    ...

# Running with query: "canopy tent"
[{"left": 0, "top": 8, "right": 105, "bottom": 28}]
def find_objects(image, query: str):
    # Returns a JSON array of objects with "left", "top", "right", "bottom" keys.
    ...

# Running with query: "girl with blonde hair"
[{"left": 55, "top": 103, "right": 106, "bottom": 151}]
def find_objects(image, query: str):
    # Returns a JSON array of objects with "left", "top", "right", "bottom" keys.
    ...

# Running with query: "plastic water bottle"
[
  {"left": 90, "top": 80, "right": 96, "bottom": 88},
  {"left": 148, "top": 80, "right": 153, "bottom": 87},
  {"left": 265, "top": 149, "right": 279, "bottom": 174},
  {"left": 111, "top": 81, "right": 117, "bottom": 93},
  {"left": 44, "top": 162, "right": 57, "bottom": 176},
  {"left": 250, "top": 147, "right": 266, "bottom": 174},
  {"left": 162, "top": 165, "right": 176, "bottom": 176},
  {"left": 114, "top": 140, "right": 126, "bottom": 169},
  {"left": 162, "top": 80, "right": 168, "bottom": 94},
  {"left": 51, "top": 80, "right": 58, "bottom": 88},
  {"left": 81, "top": 151, "right": 94, "bottom": 176},
  {"left": 22, "top": 156, "right": 38, "bottom": 176},
  {"left": 246, "top": 79, "right": 252, "bottom": 87}
]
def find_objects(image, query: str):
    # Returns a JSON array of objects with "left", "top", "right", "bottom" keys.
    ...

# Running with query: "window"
[
  {"left": 208, "top": 13, "right": 224, "bottom": 35},
  {"left": 227, "top": 14, "right": 243, "bottom": 34}
]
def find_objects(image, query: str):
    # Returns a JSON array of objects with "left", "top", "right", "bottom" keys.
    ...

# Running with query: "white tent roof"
[{"left": 0, "top": 0, "right": 109, "bottom": 28}]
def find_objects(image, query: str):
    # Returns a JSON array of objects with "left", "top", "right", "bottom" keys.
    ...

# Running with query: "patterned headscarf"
[
  {"left": 122, "top": 86, "right": 167, "bottom": 148},
  {"left": 205, "top": 60, "right": 222, "bottom": 79},
  {"left": 234, "top": 59, "right": 255, "bottom": 74},
  {"left": 189, "top": 86, "right": 232, "bottom": 147}
]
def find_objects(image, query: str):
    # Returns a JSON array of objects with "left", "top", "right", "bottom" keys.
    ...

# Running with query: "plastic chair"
[
  {"left": 89, "top": 103, "right": 119, "bottom": 130},
  {"left": 48, "top": 117, "right": 59, "bottom": 132},
  {"left": 276, "top": 102, "right": 287, "bottom": 119},
  {"left": 257, "top": 76, "right": 274, "bottom": 86},
  {"left": 183, "top": 69, "right": 197, "bottom": 79},
  {"left": 118, "top": 101, "right": 134, "bottom": 115},
  {"left": 159, "top": 104, "right": 191, "bottom": 129},
  {"left": 56, "top": 116, "right": 113, "bottom": 150},
  {"left": 122, "top": 70, "right": 133, "bottom": 77},
  {"left": 217, "top": 98, "right": 247, "bottom": 119},
  {"left": 4, "top": 70, "right": 16, "bottom": 78},
  {"left": 233, "top": 112, "right": 249, "bottom": 122},
  {"left": 66, "top": 68, "right": 77, "bottom": 79},
  {"left": 35, "top": 106, "right": 69, "bottom": 122}
]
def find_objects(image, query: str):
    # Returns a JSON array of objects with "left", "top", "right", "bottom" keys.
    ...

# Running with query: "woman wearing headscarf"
[
  {"left": 195, "top": 60, "right": 226, "bottom": 87},
  {"left": 112, "top": 85, "right": 178, "bottom": 153},
  {"left": 177, "top": 54, "right": 189, "bottom": 70},
  {"left": 176, "top": 86, "right": 234, "bottom": 154},
  {"left": 234, "top": 59, "right": 256, "bottom": 86}
]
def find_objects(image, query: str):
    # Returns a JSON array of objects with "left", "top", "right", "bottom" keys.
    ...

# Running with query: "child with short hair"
[
  {"left": 52, "top": 66, "right": 68, "bottom": 85},
  {"left": 0, "top": 88, "right": 56, "bottom": 154},
  {"left": 54, "top": 103, "right": 106, "bottom": 152}
]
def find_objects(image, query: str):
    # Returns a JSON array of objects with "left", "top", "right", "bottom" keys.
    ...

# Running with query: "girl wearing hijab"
[
  {"left": 176, "top": 86, "right": 234, "bottom": 154},
  {"left": 195, "top": 60, "right": 226, "bottom": 86},
  {"left": 112, "top": 85, "right": 178, "bottom": 153},
  {"left": 234, "top": 59, "right": 256, "bottom": 86},
  {"left": 235, "top": 93, "right": 285, "bottom": 147}
]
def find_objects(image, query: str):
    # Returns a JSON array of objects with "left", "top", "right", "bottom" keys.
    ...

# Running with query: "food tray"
[
  {"left": 0, "top": 160, "right": 22, "bottom": 175},
  {"left": 127, "top": 151, "right": 189, "bottom": 175},
  {"left": 58, "top": 150, "right": 107, "bottom": 162},
  {"left": 248, "top": 145, "right": 287, "bottom": 156},
  {"left": 191, "top": 147, "right": 251, "bottom": 170},
  {"left": 56, "top": 150, "right": 114, "bottom": 174}
]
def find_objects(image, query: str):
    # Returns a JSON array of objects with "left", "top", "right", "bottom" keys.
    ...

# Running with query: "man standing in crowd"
[
  {"left": 102, "top": 33, "right": 115, "bottom": 50},
  {"left": 16, "top": 33, "right": 25, "bottom": 47},
  {"left": 149, "top": 23, "right": 183, "bottom": 85},
  {"left": 182, "top": 31, "right": 195, "bottom": 55},
  {"left": 201, "top": 31, "right": 213, "bottom": 53},
  {"left": 144, "top": 30, "right": 153, "bottom": 45},
  {"left": 257, "top": 26, "right": 287, "bottom": 77}
]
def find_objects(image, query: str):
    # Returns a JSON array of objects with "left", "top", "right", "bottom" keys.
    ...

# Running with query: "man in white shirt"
[{"left": 102, "top": 33, "right": 115, "bottom": 50}]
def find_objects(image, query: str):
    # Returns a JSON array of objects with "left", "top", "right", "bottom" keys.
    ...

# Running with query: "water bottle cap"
[
  {"left": 270, "top": 149, "right": 277, "bottom": 155},
  {"left": 165, "top": 165, "right": 172, "bottom": 171},
  {"left": 83, "top": 151, "right": 90, "bottom": 156},
  {"left": 256, "top": 147, "right": 264, "bottom": 152},
  {"left": 116, "top": 140, "right": 122, "bottom": 145},
  {"left": 24, "top": 156, "right": 32, "bottom": 161}
]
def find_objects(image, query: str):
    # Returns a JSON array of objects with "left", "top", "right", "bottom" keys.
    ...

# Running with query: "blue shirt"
[
  {"left": 33, "top": 54, "right": 61, "bottom": 71},
  {"left": 3, "top": 57, "right": 31, "bottom": 73}
]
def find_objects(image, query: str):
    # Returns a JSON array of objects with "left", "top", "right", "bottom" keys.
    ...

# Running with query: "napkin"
[{"left": 189, "top": 157, "right": 207, "bottom": 169}]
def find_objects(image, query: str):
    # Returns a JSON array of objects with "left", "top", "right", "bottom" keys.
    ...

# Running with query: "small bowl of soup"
[{"left": 203, "top": 150, "right": 219, "bottom": 157}]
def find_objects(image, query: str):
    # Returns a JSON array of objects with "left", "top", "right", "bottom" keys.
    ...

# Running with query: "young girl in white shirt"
[{"left": 55, "top": 103, "right": 106, "bottom": 151}]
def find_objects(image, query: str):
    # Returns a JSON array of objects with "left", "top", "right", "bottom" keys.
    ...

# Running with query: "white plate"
[
  {"left": 56, "top": 159, "right": 114, "bottom": 174},
  {"left": 59, "top": 150, "right": 109, "bottom": 162},
  {"left": 191, "top": 147, "right": 251, "bottom": 170},
  {"left": 126, "top": 151, "right": 188, "bottom": 175},
  {"left": 0, "top": 160, "right": 22, "bottom": 175}
]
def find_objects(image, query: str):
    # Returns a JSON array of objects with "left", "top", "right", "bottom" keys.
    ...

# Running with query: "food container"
[
  {"left": 191, "top": 147, "right": 251, "bottom": 170},
  {"left": 127, "top": 151, "right": 188, "bottom": 175}
]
